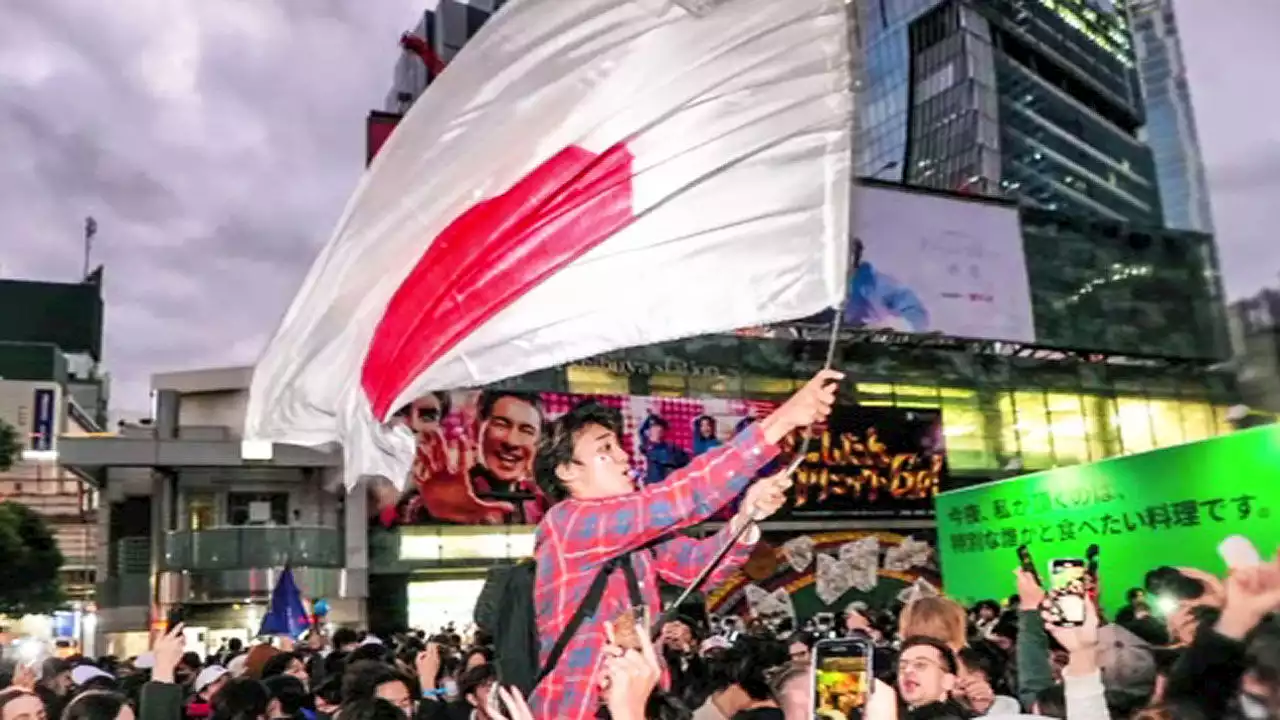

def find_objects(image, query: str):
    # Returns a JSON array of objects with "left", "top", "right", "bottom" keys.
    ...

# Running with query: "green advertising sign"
[{"left": 935, "top": 425, "right": 1280, "bottom": 614}]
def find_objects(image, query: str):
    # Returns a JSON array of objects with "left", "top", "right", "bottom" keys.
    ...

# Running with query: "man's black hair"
[
  {"left": 313, "top": 676, "right": 343, "bottom": 707},
  {"left": 701, "top": 635, "right": 787, "bottom": 702},
  {"left": 212, "top": 677, "right": 270, "bottom": 720},
  {"left": 959, "top": 640, "right": 1011, "bottom": 695},
  {"left": 263, "top": 674, "right": 309, "bottom": 716},
  {"left": 331, "top": 628, "right": 359, "bottom": 648},
  {"left": 900, "top": 635, "right": 958, "bottom": 675},
  {"left": 341, "top": 660, "right": 415, "bottom": 705},
  {"left": 477, "top": 390, "right": 544, "bottom": 422},
  {"left": 457, "top": 663, "right": 497, "bottom": 702},
  {"left": 1126, "top": 587, "right": 1145, "bottom": 603},
  {"left": 534, "top": 400, "right": 624, "bottom": 502}
]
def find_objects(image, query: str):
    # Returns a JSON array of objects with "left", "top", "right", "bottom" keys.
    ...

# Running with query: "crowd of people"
[
  {"left": 3, "top": 374, "right": 1278, "bottom": 720},
  {"left": 1, "top": 554, "right": 1279, "bottom": 720}
]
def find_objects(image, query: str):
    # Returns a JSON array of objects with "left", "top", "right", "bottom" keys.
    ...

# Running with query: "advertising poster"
[
  {"left": 785, "top": 405, "right": 947, "bottom": 519},
  {"left": 802, "top": 184, "right": 1035, "bottom": 343},
  {"left": 705, "top": 529, "right": 941, "bottom": 621},
  {"left": 368, "top": 390, "right": 948, "bottom": 527},
  {"left": 935, "top": 424, "right": 1280, "bottom": 613}
]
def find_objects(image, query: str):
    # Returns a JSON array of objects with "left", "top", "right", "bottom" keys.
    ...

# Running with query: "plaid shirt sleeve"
[
  {"left": 554, "top": 422, "right": 779, "bottom": 563},
  {"left": 649, "top": 520, "right": 758, "bottom": 588}
]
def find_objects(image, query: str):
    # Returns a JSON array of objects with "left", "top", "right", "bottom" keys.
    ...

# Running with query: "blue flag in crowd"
[{"left": 259, "top": 566, "right": 310, "bottom": 638}]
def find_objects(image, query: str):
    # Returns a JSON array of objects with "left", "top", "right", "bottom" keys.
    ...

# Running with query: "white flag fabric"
[{"left": 245, "top": 0, "right": 855, "bottom": 489}]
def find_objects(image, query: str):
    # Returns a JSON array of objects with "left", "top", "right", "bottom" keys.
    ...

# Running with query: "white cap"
[
  {"left": 359, "top": 636, "right": 383, "bottom": 646},
  {"left": 193, "top": 665, "right": 229, "bottom": 693},
  {"left": 227, "top": 654, "right": 249, "bottom": 677},
  {"left": 71, "top": 665, "right": 112, "bottom": 686},
  {"left": 133, "top": 653, "right": 156, "bottom": 670}
]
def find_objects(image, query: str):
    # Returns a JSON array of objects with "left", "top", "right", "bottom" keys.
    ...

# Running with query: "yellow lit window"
[
  {"left": 940, "top": 396, "right": 993, "bottom": 471},
  {"left": 1083, "top": 395, "right": 1114, "bottom": 461},
  {"left": 1010, "top": 391, "right": 1054, "bottom": 469},
  {"left": 1046, "top": 392, "right": 1090, "bottom": 466},
  {"left": 648, "top": 373, "right": 686, "bottom": 397},
  {"left": 742, "top": 377, "right": 797, "bottom": 398},
  {"left": 1115, "top": 397, "right": 1156, "bottom": 455},
  {"left": 1148, "top": 399, "right": 1186, "bottom": 449},
  {"left": 1180, "top": 402, "right": 1215, "bottom": 444},
  {"left": 688, "top": 374, "right": 741, "bottom": 398},
  {"left": 566, "top": 365, "right": 628, "bottom": 395}
]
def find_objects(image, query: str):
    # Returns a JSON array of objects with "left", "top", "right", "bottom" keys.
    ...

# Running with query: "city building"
[
  {"left": 859, "top": 0, "right": 1163, "bottom": 226},
  {"left": 349, "top": 0, "right": 1236, "bottom": 626},
  {"left": 1126, "top": 0, "right": 1213, "bottom": 233},
  {"left": 57, "top": 367, "right": 364, "bottom": 657},
  {"left": 384, "top": 0, "right": 509, "bottom": 114},
  {"left": 1229, "top": 287, "right": 1280, "bottom": 415},
  {"left": 0, "top": 272, "right": 109, "bottom": 616}
]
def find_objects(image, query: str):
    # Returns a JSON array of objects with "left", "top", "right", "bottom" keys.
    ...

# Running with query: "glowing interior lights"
[
  {"left": 1035, "top": 0, "right": 1134, "bottom": 67},
  {"left": 1062, "top": 263, "right": 1154, "bottom": 305}
]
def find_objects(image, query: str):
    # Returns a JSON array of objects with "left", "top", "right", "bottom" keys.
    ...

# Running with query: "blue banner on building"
[{"left": 31, "top": 388, "right": 55, "bottom": 452}]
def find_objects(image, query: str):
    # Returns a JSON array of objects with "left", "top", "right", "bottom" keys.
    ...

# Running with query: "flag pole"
[{"left": 651, "top": 2, "right": 864, "bottom": 636}]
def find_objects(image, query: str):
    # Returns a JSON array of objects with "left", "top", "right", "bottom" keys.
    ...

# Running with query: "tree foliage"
[
  {"left": 0, "top": 502, "right": 65, "bottom": 616},
  {"left": 0, "top": 419, "right": 21, "bottom": 473}
]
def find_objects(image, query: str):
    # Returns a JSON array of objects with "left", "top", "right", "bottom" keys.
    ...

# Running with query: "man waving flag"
[{"left": 244, "top": 0, "right": 856, "bottom": 490}]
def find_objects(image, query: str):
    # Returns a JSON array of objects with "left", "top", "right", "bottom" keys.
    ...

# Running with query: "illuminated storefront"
[{"left": 555, "top": 340, "right": 1234, "bottom": 479}]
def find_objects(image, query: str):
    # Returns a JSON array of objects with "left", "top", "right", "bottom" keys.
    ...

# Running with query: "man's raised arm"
[{"left": 546, "top": 370, "right": 842, "bottom": 564}]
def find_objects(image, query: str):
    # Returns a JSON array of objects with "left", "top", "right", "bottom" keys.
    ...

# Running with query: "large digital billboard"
[
  {"left": 804, "top": 184, "right": 1035, "bottom": 343},
  {"left": 368, "top": 390, "right": 948, "bottom": 527},
  {"left": 935, "top": 424, "right": 1280, "bottom": 613}
]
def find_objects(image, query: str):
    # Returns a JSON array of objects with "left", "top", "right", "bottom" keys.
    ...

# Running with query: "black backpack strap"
[
  {"left": 534, "top": 556, "right": 625, "bottom": 686},
  {"left": 620, "top": 555, "right": 643, "bottom": 607}
]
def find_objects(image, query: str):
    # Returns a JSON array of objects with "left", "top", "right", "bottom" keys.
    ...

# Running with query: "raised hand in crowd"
[
  {"left": 487, "top": 686, "right": 536, "bottom": 720},
  {"left": 152, "top": 623, "right": 187, "bottom": 685},
  {"left": 415, "top": 641, "right": 442, "bottom": 691},
  {"left": 1014, "top": 568, "right": 1046, "bottom": 611},
  {"left": 600, "top": 618, "right": 662, "bottom": 720},
  {"left": 1216, "top": 549, "right": 1280, "bottom": 640},
  {"left": 9, "top": 662, "right": 36, "bottom": 692},
  {"left": 1040, "top": 589, "right": 1101, "bottom": 676}
]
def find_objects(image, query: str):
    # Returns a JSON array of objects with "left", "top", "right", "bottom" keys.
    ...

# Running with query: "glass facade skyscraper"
[
  {"left": 858, "top": 0, "right": 1163, "bottom": 226},
  {"left": 1127, "top": 0, "right": 1214, "bottom": 233}
]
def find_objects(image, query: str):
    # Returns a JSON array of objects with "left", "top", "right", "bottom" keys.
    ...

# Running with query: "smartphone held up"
[
  {"left": 1048, "top": 558, "right": 1088, "bottom": 627},
  {"left": 812, "top": 637, "right": 873, "bottom": 719}
]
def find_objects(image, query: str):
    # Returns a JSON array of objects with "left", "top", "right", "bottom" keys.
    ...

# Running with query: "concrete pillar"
[{"left": 341, "top": 476, "right": 368, "bottom": 627}]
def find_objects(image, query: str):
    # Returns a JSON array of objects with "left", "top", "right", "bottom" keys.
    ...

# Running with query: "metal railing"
[{"left": 160, "top": 526, "right": 343, "bottom": 571}]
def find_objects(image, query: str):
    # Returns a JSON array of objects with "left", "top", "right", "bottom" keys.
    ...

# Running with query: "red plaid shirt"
[{"left": 528, "top": 424, "right": 779, "bottom": 720}]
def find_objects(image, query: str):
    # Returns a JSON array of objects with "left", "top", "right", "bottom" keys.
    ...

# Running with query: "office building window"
[{"left": 227, "top": 493, "right": 289, "bottom": 526}]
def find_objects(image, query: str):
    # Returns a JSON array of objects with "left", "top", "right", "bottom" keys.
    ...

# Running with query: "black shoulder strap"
[
  {"left": 620, "top": 555, "right": 643, "bottom": 607},
  {"left": 534, "top": 554, "right": 646, "bottom": 687}
]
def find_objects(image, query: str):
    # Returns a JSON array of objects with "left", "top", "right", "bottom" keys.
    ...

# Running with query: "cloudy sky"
[{"left": 0, "top": 0, "right": 1277, "bottom": 419}]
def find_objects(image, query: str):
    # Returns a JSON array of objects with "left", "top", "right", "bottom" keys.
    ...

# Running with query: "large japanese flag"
[{"left": 245, "top": 0, "right": 855, "bottom": 489}]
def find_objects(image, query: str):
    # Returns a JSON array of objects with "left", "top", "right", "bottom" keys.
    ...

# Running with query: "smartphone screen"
[
  {"left": 1049, "top": 558, "right": 1087, "bottom": 626},
  {"left": 813, "top": 638, "right": 872, "bottom": 719}
]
